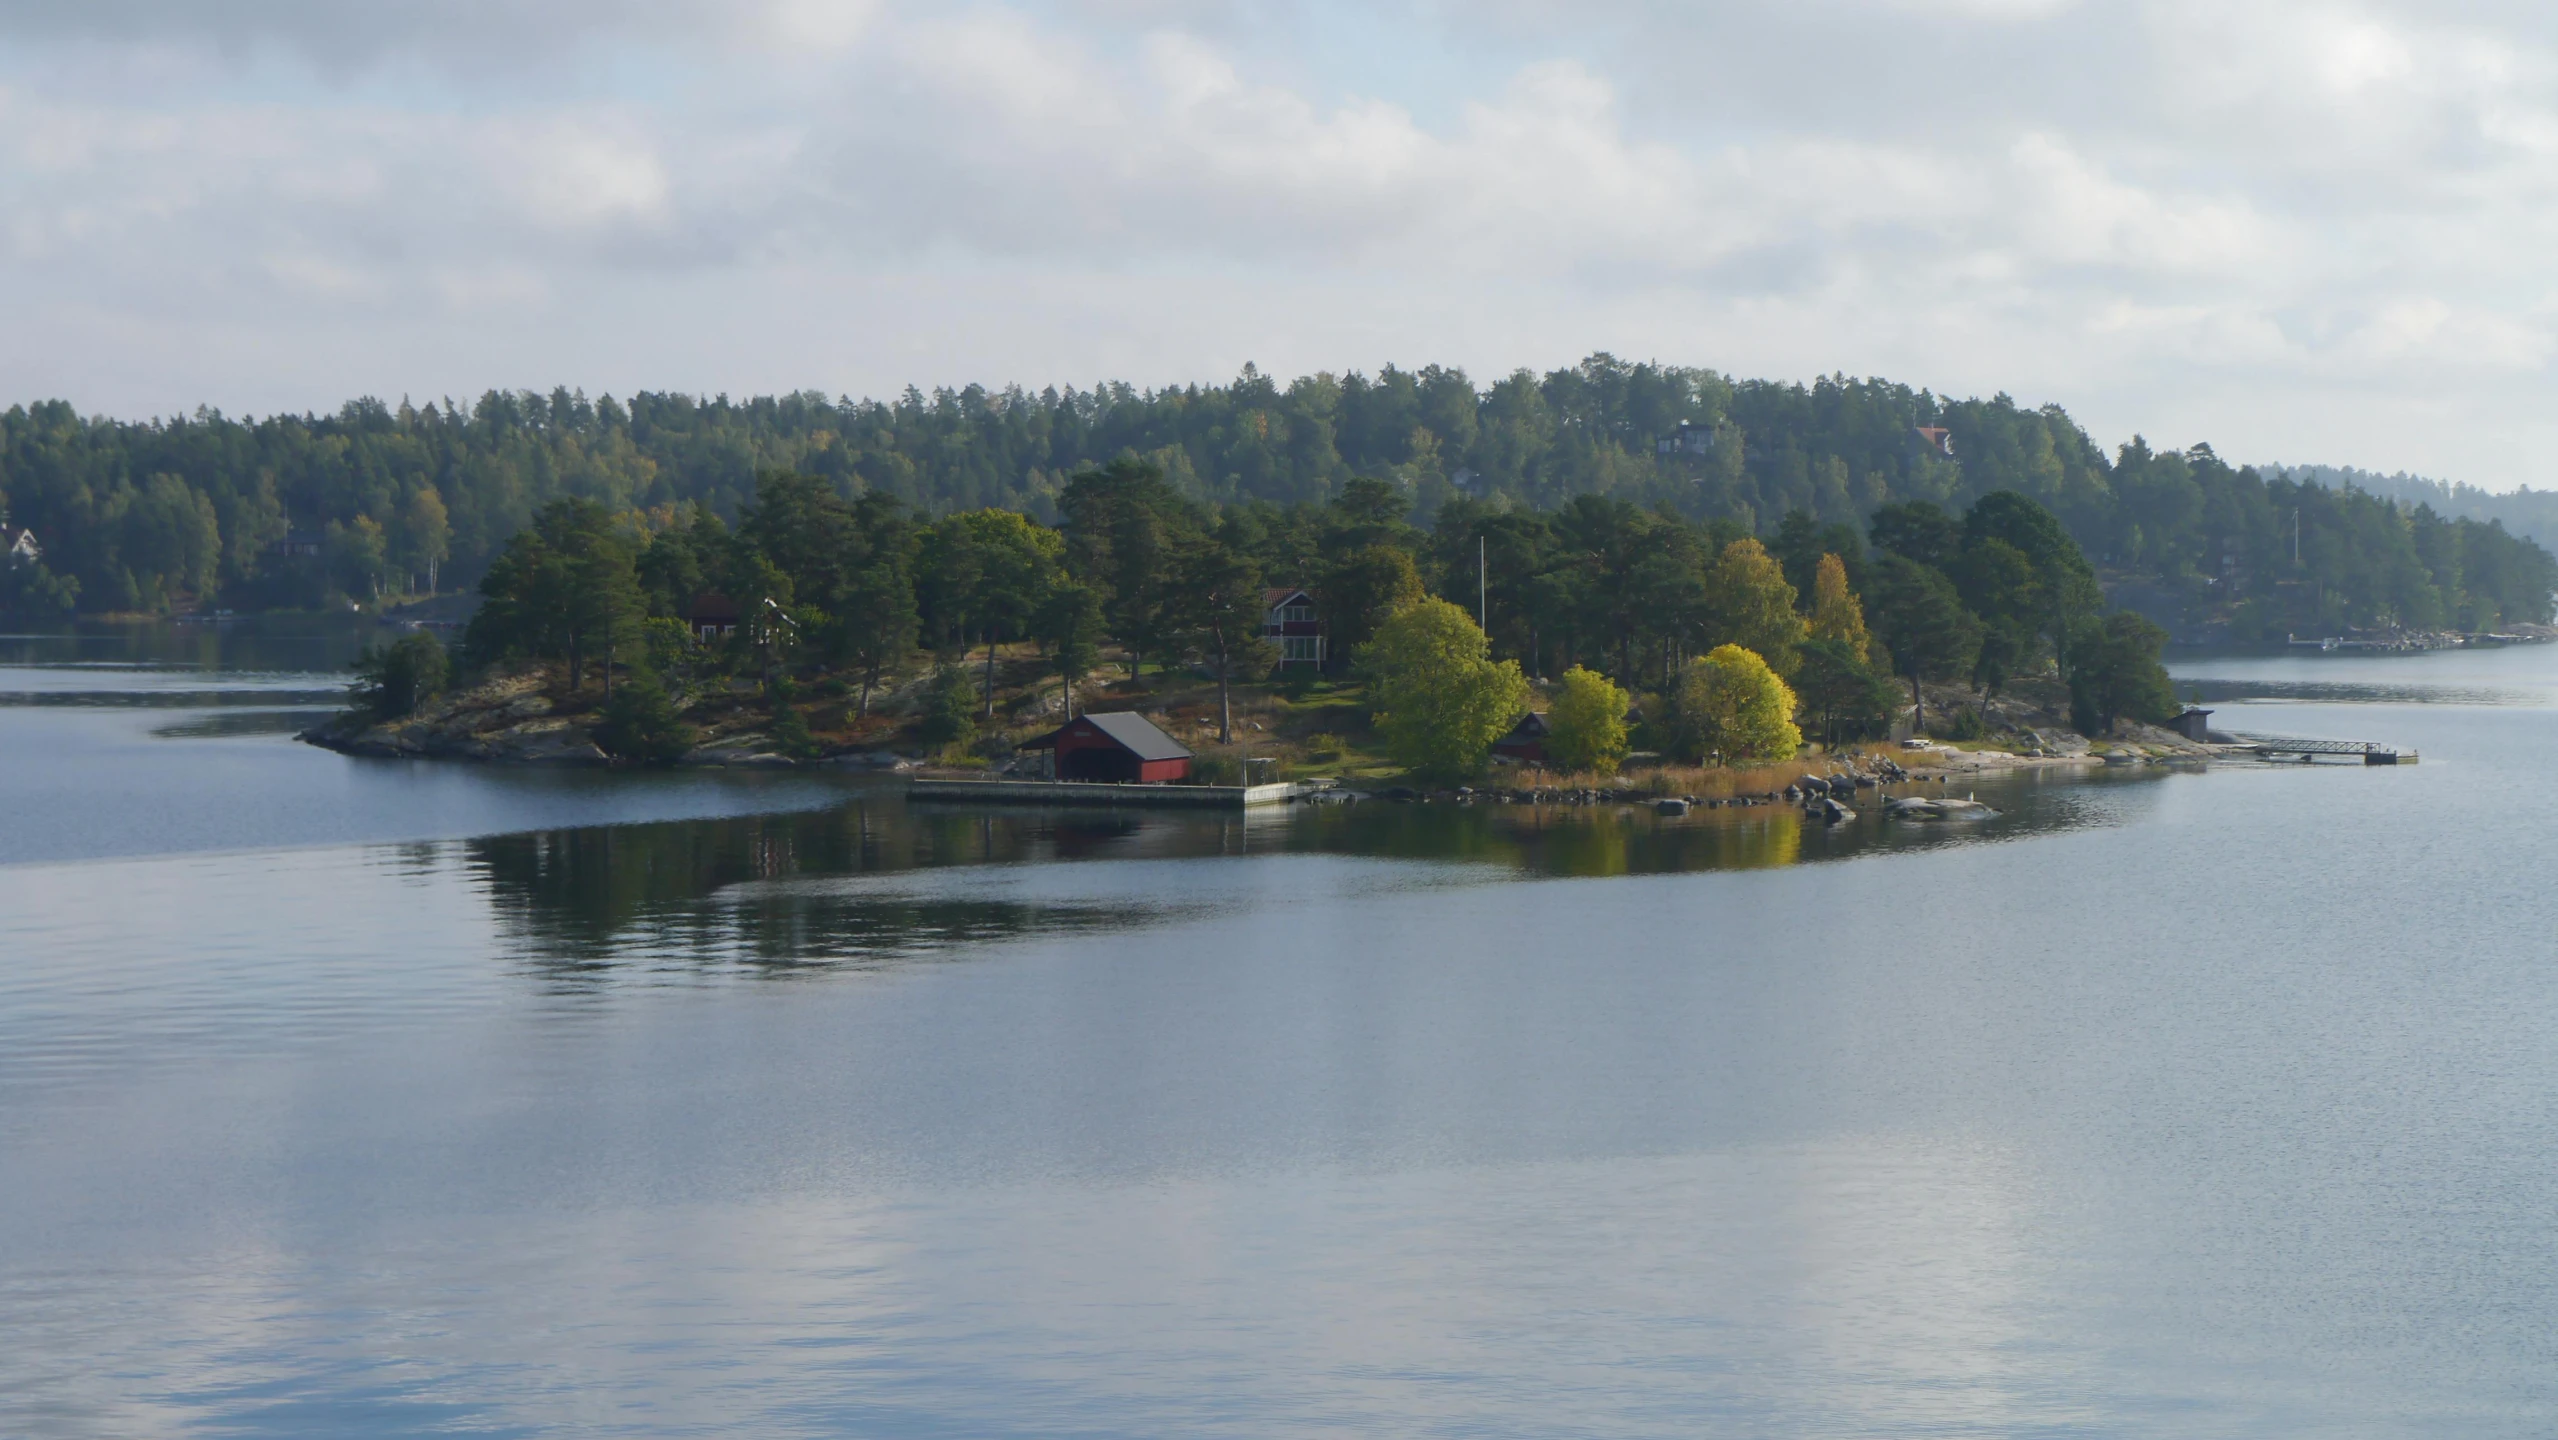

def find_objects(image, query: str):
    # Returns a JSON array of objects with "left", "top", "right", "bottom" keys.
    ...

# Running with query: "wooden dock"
[
  {"left": 2230, "top": 733, "right": 2417, "bottom": 765},
  {"left": 906, "top": 778, "right": 1315, "bottom": 808}
]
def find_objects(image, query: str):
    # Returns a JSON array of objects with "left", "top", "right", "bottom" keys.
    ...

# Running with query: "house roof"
[
  {"left": 1501, "top": 711, "right": 1549, "bottom": 739},
  {"left": 1021, "top": 710, "right": 1194, "bottom": 760},
  {"left": 687, "top": 592, "right": 741, "bottom": 622},
  {"left": 1263, "top": 586, "right": 1313, "bottom": 608}
]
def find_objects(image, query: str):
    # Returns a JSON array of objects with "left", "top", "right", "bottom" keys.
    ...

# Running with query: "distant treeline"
[
  {"left": 2270, "top": 463, "right": 2558, "bottom": 553},
  {"left": 1, "top": 354, "right": 2550, "bottom": 635}
]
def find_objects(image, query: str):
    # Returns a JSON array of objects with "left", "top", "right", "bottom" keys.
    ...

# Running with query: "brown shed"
[{"left": 1021, "top": 711, "right": 1194, "bottom": 784}]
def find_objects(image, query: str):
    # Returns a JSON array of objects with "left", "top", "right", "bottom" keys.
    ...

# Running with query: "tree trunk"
[
  {"left": 1216, "top": 631, "right": 1232, "bottom": 743},
  {"left": 1909, "top": 672, "right": 1925, "bottom": 734},
  {"left": 604, "top": 642, "right": 615, "bottom": 699},
  {"left": 858, "top": 661, "right": 876, "bottom": 718},
  {"left": 569, "top": 635, "right": 584, "bottom": 693},
  {"left": 983, "top": 633, "right": 996, "bottom": 720}
]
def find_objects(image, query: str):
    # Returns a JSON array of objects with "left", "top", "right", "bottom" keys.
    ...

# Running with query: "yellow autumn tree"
[
  {"left": 1808, "top": 553, "right": 1874, "bottom": 659},
  {"left": 1666, "top": 644, "right": 1803, "bottom": 764},
  {"left": 1705, "top": 538, "right": 1807, "bottom": 676},
  {"left": 1543, "top": 665, "right": 1629, "bottom": 774}
]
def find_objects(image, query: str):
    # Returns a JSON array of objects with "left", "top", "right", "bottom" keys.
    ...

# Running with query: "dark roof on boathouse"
[{"left": 1022, "top": 711, "right": 1195, "bottom": 784}]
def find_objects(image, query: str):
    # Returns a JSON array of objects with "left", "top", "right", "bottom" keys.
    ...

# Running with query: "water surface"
[{"left": 5, "top": 629, "right": 2556, "bottom": 1437}]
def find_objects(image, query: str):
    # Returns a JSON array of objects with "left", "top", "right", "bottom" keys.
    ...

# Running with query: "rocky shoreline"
[{"left": 298, "top": 672, "right": 919, "bottom": 771}]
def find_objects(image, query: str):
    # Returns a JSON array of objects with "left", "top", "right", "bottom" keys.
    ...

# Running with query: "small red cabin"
[
  {"left": 1492, "top": 711, "right": 1549, "bottom": 765},
  {"left": 1021, "top": 711, "right": 1194, "bottom": 783}
]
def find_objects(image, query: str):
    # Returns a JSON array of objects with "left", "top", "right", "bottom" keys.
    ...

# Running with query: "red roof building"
[{"left": 1020, "top": 711, "right": 1194, "bottom": 784}]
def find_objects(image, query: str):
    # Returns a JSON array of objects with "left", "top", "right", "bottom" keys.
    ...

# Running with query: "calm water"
[{"left": 5, "top": 629, "right": 2557, "bottom": 1437}]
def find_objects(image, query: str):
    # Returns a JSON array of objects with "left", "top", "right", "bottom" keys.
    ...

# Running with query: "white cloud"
[{"left": 3, "top": 0, "right": 2558, "bottom": 486}]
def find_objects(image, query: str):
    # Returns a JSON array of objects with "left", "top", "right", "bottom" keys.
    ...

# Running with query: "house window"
[{"left": 1282, "top": 637, "right": 1322, "bottom": 663}]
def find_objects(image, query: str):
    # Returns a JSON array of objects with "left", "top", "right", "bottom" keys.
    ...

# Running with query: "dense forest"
[
  {"left": 3, "top": 354, "right": 2551, "bottom": 637},
  {"left": 444, "top": 463, "right": 2177, "bottom": 765},
  {"left": 2267, "top": 464, "right": 2558, "bottom": 554}
]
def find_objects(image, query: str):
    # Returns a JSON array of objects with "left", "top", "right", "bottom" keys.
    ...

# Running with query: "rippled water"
[{"left": 6, "top": 628, "right": 2557, "bottom": 1437}]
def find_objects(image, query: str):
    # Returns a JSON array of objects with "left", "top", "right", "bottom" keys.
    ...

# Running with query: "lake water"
[{"left": 5, "top": 625, "right": 2556, "bottom": 1437}]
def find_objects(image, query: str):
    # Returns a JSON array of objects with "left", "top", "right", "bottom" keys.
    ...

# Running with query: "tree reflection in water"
[{"left": 466, "top": 773, "right": 2137, "bottom": 985}]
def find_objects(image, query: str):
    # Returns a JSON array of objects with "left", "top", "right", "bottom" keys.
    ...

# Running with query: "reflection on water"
[
  {"left": 146, "top": 708, "right": 334, "bottom": 739},
  {"left": 9, "top": 648, "right": 2558, "bottom": 1437},
  {"left": 0, "top": 614, "right": 378, "bottom": 675},
  {"left": 463, "top": 769, "right": 2159, "bottom": 980},
  {"left": 2179, "top": 677, "right": 2541, "bottom": 707}
]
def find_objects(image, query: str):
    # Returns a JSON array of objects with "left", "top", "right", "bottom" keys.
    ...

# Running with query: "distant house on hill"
[
  {"left": 1262, "top": 586, "right": 1324, "bottom": 668},
  {"left": 1, "top": 526, "right": 39, "bottom": 567},
  {"left": 269, "top": 531, "right": 324, "bottom": 560},
  {"left": 1020, "top": 711, "right": 1194, "bottom": 783},
  {"left": 1655, "top": 420, "right": 1715, "bottom": 458},
  {"left": 1912, "top": 426, "right": 1955, "bottom": 458}
]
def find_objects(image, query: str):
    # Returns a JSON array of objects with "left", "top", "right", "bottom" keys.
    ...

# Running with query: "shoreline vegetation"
[{"left": 299, "top": 459, "right": 2281, "bottom": 802}]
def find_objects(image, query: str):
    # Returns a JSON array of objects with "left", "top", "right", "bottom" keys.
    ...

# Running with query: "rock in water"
[{"left": 1654, "top": 798, "right": 1690, "bottom": 816}]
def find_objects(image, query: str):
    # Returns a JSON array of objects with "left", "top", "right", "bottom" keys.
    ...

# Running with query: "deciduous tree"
[
  {"left": 1358, "top": 597, "right": 1529, "bottom": 783},
  {"left": 1544, "top": 665, "right": 1629, "bottom": 774}
]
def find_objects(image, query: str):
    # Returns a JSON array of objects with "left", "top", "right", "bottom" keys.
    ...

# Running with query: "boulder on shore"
[{"left": 1883, "top": 795, "right": 1996, "bottom": 821}]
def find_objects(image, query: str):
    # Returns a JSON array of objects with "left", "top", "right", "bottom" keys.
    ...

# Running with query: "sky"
[{"left": 4, "top": 0, "right": 2557, "bottom": 488}]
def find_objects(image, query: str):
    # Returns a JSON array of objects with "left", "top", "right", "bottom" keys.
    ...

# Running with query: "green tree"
[
  {"left": 569, "top": 526, "right": 645, "bottom": 696},
  {"left": 1059, "top": 457, "right": 1196, "bottom": 685},
  {"left": 1319, "top": 542, "right": 1425, "bottom": 670},
  {"left": 1869, "top": 500, "right": 1962, "bottom": 568},
  {"left": 350, "top": 633, "right": 448, "bottom": 720},
  {"left": 1950, "top": 536, "right": 2040, "bottom": 695},
  {"left": 1544, "top": 665, "right": 1629, "bottom": 774},
  {"left": 593, "top": 672, "right": 698, "bottom": 764},
  {"left": 2066, "top": 612, "right": 2179, "bottom": 736},
  {"left": 916, "top": 663, "right": 978, "bottom": 751},
  {"left": 1169, "top": 539, "right": 1277, "bottom": 743},
  {"left": 838, "top": 548, "right": 918, "bottom": 717},
  {"left": 1358, "top": 597, "right": 1530, "bottom": 783},
  {"left": 738, "top": 470, "right": 857, "bottom": 611},
  {"left": 1864, "top": 553, "right": 1981, "bottom": 733},
  {"left": 1666, "top": 644, "right": 1802, "bottom": 764},
  {"left": 326, "top": 516, "right": 388, "bottom": 602},
  {"left": 767, "top": 679, "right": 821, "bottom": 759},
  {"left": 1792, "top": 637, "right": 1899, "bottom": 748},
  {"left": 1035, "top": 579, "right": 1105, "bottom": 719},
  {"left": 954, "top": 508, "right": 1061, "bottom": 718}
]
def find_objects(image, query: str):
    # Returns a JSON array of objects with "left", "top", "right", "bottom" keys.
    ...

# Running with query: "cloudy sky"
[{"left": 4, "top": 0, "right": 2556, "bottom": 486}]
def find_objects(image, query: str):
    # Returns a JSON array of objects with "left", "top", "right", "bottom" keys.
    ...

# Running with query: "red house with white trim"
[{"left": 1262, "top": 586, "right": 1324, "bottom": 668}]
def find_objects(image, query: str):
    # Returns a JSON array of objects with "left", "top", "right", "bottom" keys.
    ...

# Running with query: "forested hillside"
[
  {"left": 2268, "top": 464, "right": 2558, "bottom": 553},
  {"left": 2, "top": 354, "right": 2550, "bottom": 637}
]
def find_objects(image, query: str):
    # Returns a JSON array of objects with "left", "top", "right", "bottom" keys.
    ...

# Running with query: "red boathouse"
[{"left": 1020, "top": 711, "right": 1194, "bottom": 784}]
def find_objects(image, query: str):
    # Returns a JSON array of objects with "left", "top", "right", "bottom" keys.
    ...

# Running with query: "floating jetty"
[
  {"left": 906, "top": 778, "right": 1319, "bottom": 808},
  {"left": 2228, "top": 733, "right": 2417, "bottom": 765}
]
